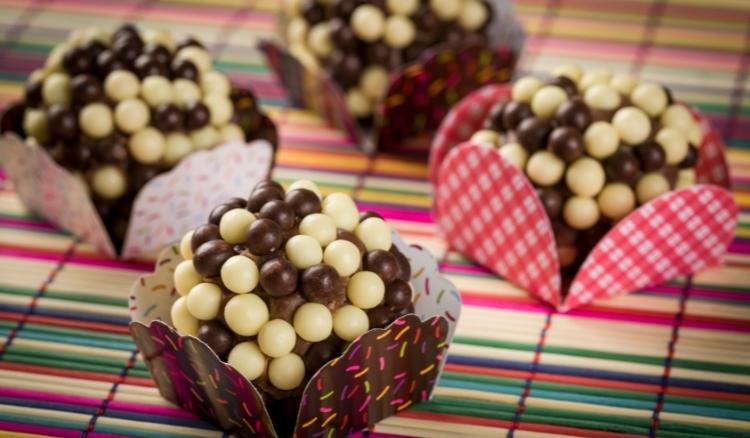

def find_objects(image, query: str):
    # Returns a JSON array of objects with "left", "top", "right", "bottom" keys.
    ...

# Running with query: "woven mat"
[{"left": 0, "top": 0, "right": 748, "bottom": 436}]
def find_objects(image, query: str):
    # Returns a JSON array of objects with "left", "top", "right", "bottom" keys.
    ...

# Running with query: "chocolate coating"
[
  {"left": 247, "top": 218, "right": 285, "bottom": 256},
  {"left": 300, "top": 264, "right": 341, "bottom": 304},
  {"left": 81, "top": 40, "right": 106, "bottom": 60},
  {"left": 359, "top": 211, "right": 383, "bottom": 222},
  {"left": 260, "top": 257, "right": 298, "bottom": 297},
  {"left": 63, "top": 46, "right": 93, "bottom": 76},
  {"left": 112, "top": 35, "right": 143, "bottom": 64},
  {"left": 635, "top": 141, "right": 667, "bottom": 171},
  {"left": 96, "top": 50, "right": 127, "bottom": 76},
  {"left": 197, "top": 321, "right": 234, "bottom": 357},
  {"left": 680, "top": 145, "right": 698, "bottom": 169},
  {"left": 368, "top": 305, "right": 394, "bottom": 329},
  {"left": 285, "top": 189, "right": 321, "bottom": 218},
  {"left": 47, "top": 105, "right": 78, "bottom": 141},
  {"left": 71, "top": 74, "right": 103, "bottom": 104},
  {"left": 143, "top": 43, "right": 171, "bottom": 67},
  {"left": 548, "top": 76, "right": 578, "bottom": 96},
  {"left": 254, "top": 180, "right": 285, "bottom": 194},
  {"left": 365, "top": 42, "right": 401, "bottom": 69},
  {"left": 191, "top": 223, "right": 221, "bottom": 252},
  {"left": 259, "top": 200, "right": 296, "bottom": 230},
  {"left": 385, "top": 279, "right": 412, "bottom": 311},
  {"left": 171, "top": 58, "right": 199, "bottom": 81},
  {"left": 269, "top": 292, "right": 306, "bottom": 322},
  {"left": 133, "top": 53, "right": 166, "bottom": 78},
  {"left": 336, "top": 229, "right": 366, "bottom": 255},
  {"left": 193, "top": 239, "right": 235, "bottom": 277},
  {"left": 516, "top": 118, "right": 553, "bottom": 152},
  {"left": 328, "top": 51, "right": 362, "bottom": 89},
  {"left": 536, "top": 187, "right": 564, "bottom": 219},
  {"left": 485, "top": 102, "right": 507, "bottom": 131},
  {"left": 152, "top": 103, "right": 183, "bottom": 132},
  {"left": 247, "top": 186, "right": 284, "bottom": 213},
  {"left": 301, "top": 0, "right": 326, "bottom": 24},
  {"left": 208, "top": 198, "right": 247, "bottom": 224},
  {"left": 548, "top": 126, "right": 584, "bottom": 162},
  {"left": 329, "top": 18, "right": 357, "bottom": 51},
  {"left": 502, "top": 101, "right": 533, "bottom": 131},
  {"left": 604, "top": 149, "right": 640, "bottom": 184},
  {"left": 184, "top": 101, "right": 210, "bottom": 129},
  {"left": 389, "top": 246, "right": 411, "bottom": 282},
  {"left": 24, "top": 81, "right": 43, "bottom": 108},
  {"left": 555, "top": 97, "right": 592, "bottom": 132},
  {"left": 113, "top": 24, "right": 140, "bottom": 42},
  {"left": 363, "top": 249, "right": 398, "bottom": 284},
  {"left": 95, "top": 133, "right": 129, "bottom": 164}
]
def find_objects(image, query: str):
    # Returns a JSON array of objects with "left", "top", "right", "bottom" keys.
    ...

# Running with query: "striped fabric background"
[{"left": 0, "top": 0, "right": 748, "bottom": 437}]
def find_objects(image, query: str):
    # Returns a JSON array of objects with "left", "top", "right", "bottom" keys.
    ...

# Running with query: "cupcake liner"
[
  {"left": 129, "top": 231, "right": 461, "bottom": 437},
  {"left": 260, "top": 0, "right": 523, "bottom": 156},
  {"left": 0, "top": 135, "right": 274, "bottom": 259},
  {"left": 429, "top": 84, "right": 737, "bottom": 311}
]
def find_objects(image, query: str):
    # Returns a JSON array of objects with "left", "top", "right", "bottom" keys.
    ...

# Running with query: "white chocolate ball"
[
  {"left": 91, "top": 165, "right": 127, "bottom": 200},
  {"left": 186, "top": 282, "right": 223, "bottom": 320},
  {"left": 531, "top": 85, "right": 567, "bottom": 119},
  {"left": 526, "top": 151, "right": 565, "bottom": 187},
  {"left": 563, "top": 196, "right": 600, "bottom": 230},
  {"left": 354, "top": 217, "right": 392, "bottom": 251},
  {"left": 224, "top": 293, "right": 269, "bottom": 336},
  {"left": 511, "top": 76, "right": 543, "bottom": 103},
  {"left": 429, "top": 0, "right": 461, "bottom": 20},
  {"left": 219, "top": 208, "right": 256, "bottom": 244},
  {"left": 287, "top": 17, "right": 309, "bottom": 44},
  {"left": 221, "top": 255, "right": 259, "bottom": 294},
  {"left": 190, "top": 125, "right": 220, "bottom": 150},
  {"left": 655, "top": 127, "right": 689, "bottom": 165},
  {"left": 285, "top": 234, "right": 323, "bottom": 269},
  {"left": 469, "top": 129, "right": 500, "bottom": 147},
  {"left": 345, "top": 88, "right": 373, "bottom": 118},
  {"left": 347, "top": 271, "right": 385, "bottom": 310},
  {"left": 104, "top": 70, "right": 140, "bottom": 101},
  {"left": 636, "top": 172, "right": 671, "bottom": 203},
  {"left": 23, "top": 109, "right": 49, "bottom": 144},
  {"left": 174, "top": 260, "right": 202, "bottom": 296},
  {"left": 583, "top": 121, "right": 619, "bottom": 159},
  {"left": 179, "top": 230, "right": 194, "bottom": 260},
  {"left": 114, "top": 98, "right": 150, "bottom": 134},
  {"left": 299, "top": 213, "right": 337, "bottom": 247},
  {"left": 597, "top": 183, "right": 636, "bottom": 221},
  {"left": 387, "top": 0, "right": 419, "bottom": 15},
  {"left": 610, "top": 73, "right": 638, "bottom": 95},
  {"left": 173, "top": 79, "right": 202, "bottom": 106},
  {"left": 578, "top": 69, "right": 612, "bottom": 91},
  {"left": 630, "top": 82, "right": 668, "bottom": 117},
  {"left": 566, "top": 157, "right": 606, "bottom": 197},
  {"left": 201, "top": 70, "right": 231, "bottom": 96},
  {"left": 203, "top": 93, "right": 233, "bottom": 126},
  {"left": 220, "top": 124, "right": 245, "bottom": 143},
  {"left": 350, "top": 5, "right": 385, "bottom": 42},
  {"left": 258, "top": 319, "right": 296, "bottom": 358},
  {"left": 499, "top": 143, "right": 528, "bottom": 168},
  {"left": 359, "top": 66, "right": 390, "bottom": 101},
  {"left": 332, "top": 304, "right": 369, "bottom": 341},
  {"left": 170, "top": 296, "right": 199, "bottom": 336},
  {"left": 79, "top": 103, "right": 114, "bottom": 139},
  {"left": 384, "top": 15, "right": 416, "bottom": 49},
  {"left": 322, "top": 193, "right": 359, "bottom": 231},
  {"left": 293, "top": 303, "right": 333, "bottom": 343},
  {"left": 308, "top": 23, "right": 334, "bottom": 57},
  {"left": 228, "top": 341, "right": 266, "bottom": 381},
  {"left": 44, "top": 43, "right": 69, "bottom": 73},
  {"left": 552, "top": 64, "right": 583, "bottom": 83},
  {"left": 176, "top": 46, "right": 212, "bottom": 72},
  {"left": 611, "top": 106, "right": 651, "bottom": 145},
  {"left": 141, "top": 76, "right": 174, "bottom": 107},
  {"left": 42, "top": 72, "right": 71, "bottom": 105},
  {"left": 687, "top": 123, "right": 703, "bottom": 146},
  {"left": 289, "top": 179, "right": 322, "bottom": 199},
  {"left": 323, "top": 239, "right": 361, "bottom": 277},
  {"left": 676, "top": 169, "right": 696, "bottom": 189},
  {"left": 459, "top": 0, "right": 489, "bottom": 31},
  {"left": 129, "top": 127, "right": 166, "bottom": 163},
  {"left": 268, "top": 353, "right": 305, "bottom": 390},
  {"left": 142, "top": 29, "right": 175, "bottom": 51},
  {"left": 164, "top": 133, "right": 194, "bottom": 165},
  {"left": 584, "top": 83, "right": 621, "bottom": 111},
  {"left": 660, "top": 104, "right": 695, "bottom": 135}
]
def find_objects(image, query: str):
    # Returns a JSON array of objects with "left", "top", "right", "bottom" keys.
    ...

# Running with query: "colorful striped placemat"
[{"left": 0, "top": 0, "right": 748, "bottom": 436}]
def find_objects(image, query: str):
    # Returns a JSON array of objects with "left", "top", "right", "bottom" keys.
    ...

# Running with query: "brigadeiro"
[
  {"left": 283, "top": 0, "right": 494, "bottom": 125},
  {"left": 469, "top": 65, "right": 701, "bottom": 272},
  {"left": 1, "top": 24, "right": 276, "bottom": 249},
  {"left": 171, "top": 179, "right": 415, "bottom": 398}
]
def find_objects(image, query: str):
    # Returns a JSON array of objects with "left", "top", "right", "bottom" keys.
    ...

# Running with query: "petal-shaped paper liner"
[
  {"left": 129, "top": 230, "right": 461, "bottom": 436},
  {"left": 0, "top": 134, "right": 273, "bottom": 259},
  {"left": 262, "top": 1, "right": 523, "bottom": 155}
]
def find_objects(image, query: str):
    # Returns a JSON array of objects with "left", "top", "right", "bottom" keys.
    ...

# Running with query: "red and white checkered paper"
[{"left": 431, "top": 85, "right": 737, "bottom": 310}]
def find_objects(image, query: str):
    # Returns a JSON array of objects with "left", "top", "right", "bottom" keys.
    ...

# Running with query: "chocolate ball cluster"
[
  {"left": 171, "top": 179, "right": 414, "bottom": 396},
  {"left": 471, "top": 65, "right": 701, "bottom": 271},
  {"left": 6, "top": 24, "right": 274, "bottom": 246},
  {"left": 285, "top": 0, "right": 492, "bottom": 123}
]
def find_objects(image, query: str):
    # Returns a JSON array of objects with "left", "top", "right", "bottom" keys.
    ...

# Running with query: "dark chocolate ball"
[
  {"left": 555, "top": 97, "right": 592, "bottom": 132},
  {"left": 191, "top": 223, "right": 221, "bottom": 252},
  {"left": 197, "top": 321, "right": 234, "bottom": 357},
  {"left": 65, "top": 143, "right": 93, "bottom": 170},
  {"left": 680, "top": 145, "right": 698, "bottom": 169},
  {"left": 363, "top": 250, "right": 398, "bottom": 284},
  {"left": 662, "top": 165, "right": 679, "bottom": 188},
  {"left": 63, "top": 46, "right": 93, "bottom": 76},
  {"left": 536, "top": 187, "right": 564, "bottom": 219},
  {"left": 365, "top": 42, "right": 401, "bottom": 69},
  {"left": 337, "top": 229, "right": 366, "bottom": 255},
  {"left": 285, "top": 189, "right": 321, "bottom": 218},
  {"left": 247, "top": 187, "right": 284, "bottom": 213},
  {"left": 485, "top": 102, "right": 507, "bottom": 131},
  {"left": 635, "top": 141, "right": 666, "bottom": 171},
  {"left": 548, "top": 76, "right": 578, "bottom": 96},
  {"left": 129, "top": 165, "right": 162, "bottom": 193},
  {"left": 269, "top": 292, "right": 305, "bottom": 322},
  {"left": 176, "top": 36, "right": 205, "bottom": 51},
  {"left": 24, "top": 81, "right": 43, "bottom": 107},
  {"left": 47, "top": 105, "right": 78, "bottom": 141},
  {"left": 502, "top": 101, "right": 533, "bottom": 131},
  {"left": 254, "top": 180, "right": 285, "bottom": 194},
  {"left": 548, "top": 126, "right": 584, "bottom": 162},
  {"left": 193, "top": 239, "right": 235, "bottom": 278},
  {"left": 334, "top": 0, "right": 360, "bottom": 17},
  {"left": 329, "top": 18, "right": 357, "bottom": 51},
  {"left": 385, "top": 280, "right": 412, "bottom": 311},
  {"left": 208, "top": 198, "right": 247, "bottom": 224},
  {"left": 300, "top": 264, "right": 341, "bottom": 304},
  {"left": 359, "top": 211, "right": 382, "bottom": 222},
  {"left": 184, "top": 101, "right": 210, "bottom": 130},
  {"left": 258, "top": 200, "right": 295, "bottom": 230},
  {"left": 111, "top": 35, "right": 143, "bottom": 64},
  {"left": 304, "top": 338, "right": 341, "bottom": 373},
  {"left": 71, "top": 74, "right": 103, "bottom": 104},
  {"left": 604, "top": 149, "right": 640, "bottom": 185},
  {"left": 133, "top": 53, "right": 166, "bottom": 78},
  {"left": 260, "top": 257, "right": 298, "bottom": 297},
  {"left": 246, "top": 218, "right": 284, "bottom": 256},
  {"left": 81, "top": 40, "right": 106, "bottom": 60},
  {"left": 143, "top": 43, "right": 171, "bottom": 67},
  {"left": 552, "top": 220, "right": 578, "bottom": 246},
  {"left": 328, "top": 51, "right": 362, "bottom": 89},
  {"left": 368, "top": 305, "right": 394, "bottom": 329},
  {"left": 394, "top": 303, "right": 415, "bottom": 317},
  {"left": 516, "top": 118, "right": 553, "bottom": 152},
  {"left": 301, "top": 0, "right": 325, "bottom": 24},
  {"left": 95, "top": 133, "right": 129, "bottom": 164},
  {"left": 152, "top": 103, "right": 183, "bottom": 132},
  {"left": 96, "top": 50, "right": 127, "bottom": 77},
  {"left": 171, "top": 58, "right": 199, "bottom": 81},
  {"left": 389, "top": 246, "right": 411, "bottom": 282},
  {"left": 113, "top": 23, "right": 140, "bottom": 42}
]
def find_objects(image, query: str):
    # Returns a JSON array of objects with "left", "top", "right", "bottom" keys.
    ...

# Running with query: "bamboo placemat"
[{"left": 0, "top": 0, "right": 748, "bottom": 437}]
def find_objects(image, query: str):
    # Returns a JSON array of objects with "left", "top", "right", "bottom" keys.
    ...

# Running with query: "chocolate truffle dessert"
[
  {"left": 1, "top": 24, "right": 276, "bottom": 248},
  {"left": 284, "top": 0, "right": 493, "bottom": 125},
  {"left": 471, "top": 65, "right": 700, "bottom": 273},
  {"left": 171, "top": 179, "right": 414, "bottom": 397}
]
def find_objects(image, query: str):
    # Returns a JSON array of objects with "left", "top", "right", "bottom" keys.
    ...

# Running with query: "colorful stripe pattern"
[{"left": 0, "top": 0, "right": 748, "bottom": 437}]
